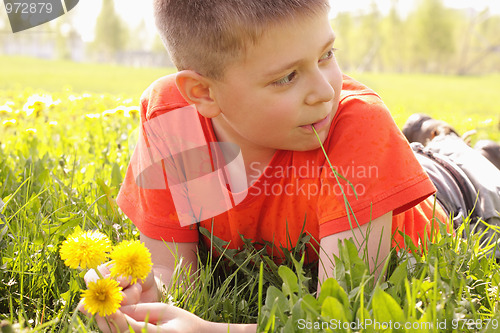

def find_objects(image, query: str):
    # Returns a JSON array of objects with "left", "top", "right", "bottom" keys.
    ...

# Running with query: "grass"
[
  {"left": 0, "top": 56, "right": 500, "bottom": 332},
  {"left": 0, "top": 56, "right": 176, "bottom": 98},
  {"left": 352, "top": 72, "right": 500, "bottom": 142}
]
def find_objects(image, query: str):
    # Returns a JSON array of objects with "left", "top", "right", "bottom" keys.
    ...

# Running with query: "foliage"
[
  {"left": 255, "top": 219, "right": 500, "bottom": 332},
  {"left": 0, "top": 89, "right": 138, "bottom": 331},
  {"left": 91, "top": 0, "right": 127, "bottom": 60},
  {"left": 332, "top": 0, "right": 500, "bottom": 75}
]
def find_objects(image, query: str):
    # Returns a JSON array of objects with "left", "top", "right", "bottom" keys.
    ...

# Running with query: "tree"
[
  {"left": 456, "top": 10, "right": 500, "bottom": 74},
  {"left": 332, "top": 12, "right": 354, "bottom": 71},
  {"left": 126, "top": 19, "right": 149, "bottom": 51},
  {"left": 407, "top": 0, "right": 456, "bottom": 73},
  {"left": 379, "top": 0, "right": 407, "bottom": 72},
  {"left": 92, "top": 0, "right": 127, "bottom": 61},
  {"left": 352, "top": 1, "right": 382, "bottom": 72}
]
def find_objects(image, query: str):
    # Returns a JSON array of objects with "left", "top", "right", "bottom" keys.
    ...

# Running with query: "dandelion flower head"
[
  {"left": 60, "top": 230, "right": 111, "bottom": 269},
  {"left": 0, "top": 105, "right": 13, "bottom": 115},
  {"left": 23, "top": 94, "right": 55, "bottom": 117},
  {"left": 2, "top": 119, "right": 16, "bottom": 128},
  {"left": 124, "top": 106, "right": 139, "bottom": 118},
  {"left": 25, "top": 128, "right": 37, "bottom": 135},
  {"left": 110, "top": 240, "right": 152, "bottom": 284},
  {"left": 81, "top": 277, "right": 123, "bottom": 316}
]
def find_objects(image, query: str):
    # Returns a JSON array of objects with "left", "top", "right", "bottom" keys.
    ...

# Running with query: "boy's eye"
[
  {"left": 273, "top": 71, "right": 297, "bottom": 86},
  {"left": 319, "top": 48, "right": 336, "bottom": 62}
]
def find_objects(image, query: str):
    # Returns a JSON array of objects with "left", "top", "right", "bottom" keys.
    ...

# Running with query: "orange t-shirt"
[{"left": 116, "top": 74, "right": 447, "bottom": 262}]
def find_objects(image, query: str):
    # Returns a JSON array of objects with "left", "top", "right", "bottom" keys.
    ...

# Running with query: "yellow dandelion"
[
  {"left": 48, "top": 120, "right": 58, "bottom": 127},
  {"left": 25, "top": 128, "right": 37, "bottom": 135},
  {"left": 22, "top": 94, "right": 57, "bottom": 117},
  {"left": 85, "top": 113, "right": 101, "bottom": 119},
  {"left": 49, "top": 99, "right": 61, "bottom": 109},
  {"left": 60, "top": 230, "right": 111, "bottom": 269},
  {"left": 102, "top": 108, "right": 117, "bottom": 117},
  {"left": 0, "top": 105, "right": 13, "bottom": 115},
  {"left": 25, "top": 101, "right": 44, "bottom": 117},
  {"left": 114, "top": 107, "right": 125, "bottom": 116},
  {"left": 81, "top": 277, "right": 123, "bottom": 316},
  {"left": 23, "top": 99, "right": 43, "bottom": 117},
  {"left": 124, "top": 106, "right": 139, "bottom": 118},
  {"left": 110, "top": 240, "right": 152, "bottom": 284},
  {"left": 2, "top": 119, "right": 16, "bottom": 127}
]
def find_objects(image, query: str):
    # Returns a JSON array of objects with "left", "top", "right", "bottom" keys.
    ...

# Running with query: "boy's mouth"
[{"left": 300, "top": 114, "right": 331, "bottom": 132}]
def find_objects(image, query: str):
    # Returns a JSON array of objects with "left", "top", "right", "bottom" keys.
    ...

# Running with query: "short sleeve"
[
  {"left": 116, "top": 77, "right": 199, "bottom": 243},
  {"left": 317, "top": 91, "right": 436, "bottom": 238},
  {"left": 117, "top": 165, "right": 199, "bottom": 243}
]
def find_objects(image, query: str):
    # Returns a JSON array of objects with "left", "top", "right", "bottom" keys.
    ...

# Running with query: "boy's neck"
[{"left": 211, "top": 116, "right": 275, "bottom": 187}]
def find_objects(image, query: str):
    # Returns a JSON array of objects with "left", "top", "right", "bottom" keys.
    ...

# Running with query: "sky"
[{"left": 3, "top": 0, "right": 499, "bottom": 41}]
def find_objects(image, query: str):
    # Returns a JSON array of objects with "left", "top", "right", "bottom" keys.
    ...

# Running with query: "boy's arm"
[
  {"left": 318, "top": 211, "right": 393, "bottom": 289},
  {"left": 139, "top": 233, "right": 198, "bottom": 302},
  {"left": 122, "top": 234, "right": 257, "bottom": 332}
]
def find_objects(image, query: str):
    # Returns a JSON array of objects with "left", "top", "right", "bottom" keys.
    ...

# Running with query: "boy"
[
  {"left": 82, "top": 0, "right": 447, "bottom": 331},
  {"left": 403, "top": 113, "right": 500, "bottom": 254}
]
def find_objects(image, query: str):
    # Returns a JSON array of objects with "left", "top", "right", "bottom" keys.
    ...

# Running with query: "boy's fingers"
[
  {"left": 76, "top": 299, "right": 89, "bottom": 316},
  {"left": 84, "top": 269, "right": 100, "bottom": 284},
  {"left": 121, "top": 283, "right": 142, "bottom": 306},
  {"left": 78, "top": 284, "right": 142, "bottom": 316},
  {"left": 78, "top": 306, "right": 135, "bottom": 333},
  {"left": 94, "top": 311, "right": 131, "bottom": 333},
  {"left": 121, "top": 303, "right": 172, "bottom": 323},
  {"left": 84, "top": 264, "right": 112, "bottom": 284},
  {"left": 116, "top": 275, "right": 132, "bottom": 288},
  {"left": 122, "top": 316, "right": 160, "bottom": 333},
  {"left": 95, "top": 311, "right": 160, "bottom": 333}
]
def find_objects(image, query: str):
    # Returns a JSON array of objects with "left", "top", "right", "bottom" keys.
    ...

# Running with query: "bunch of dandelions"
[{"left": 59, "top": 229, "right": 152, "bottom": 317}]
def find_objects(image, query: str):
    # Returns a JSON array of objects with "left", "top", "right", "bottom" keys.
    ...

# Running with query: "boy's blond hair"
[{"left": 153, "top": 0, "right": 329, "bottom": 79}]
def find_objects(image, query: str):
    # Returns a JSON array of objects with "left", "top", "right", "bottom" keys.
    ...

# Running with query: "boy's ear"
[{"left": 175, "top": 70, "right": 221, "bottom": 118}]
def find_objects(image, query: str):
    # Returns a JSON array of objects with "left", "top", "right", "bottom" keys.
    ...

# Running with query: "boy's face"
[{"left": 209, "top": 10, "right": 342, "bottom": 157}]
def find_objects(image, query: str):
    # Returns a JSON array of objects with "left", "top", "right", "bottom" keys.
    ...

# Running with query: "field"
[{"left": 1, "top": 56, "right": 499, "bottom": 332}]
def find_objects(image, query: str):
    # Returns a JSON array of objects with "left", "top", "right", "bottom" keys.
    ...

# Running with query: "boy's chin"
[{"left": 290, "top": 139, "right": 326, "bottom": 152}]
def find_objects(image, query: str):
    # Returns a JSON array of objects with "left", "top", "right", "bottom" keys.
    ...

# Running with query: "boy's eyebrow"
[{"left": 263, "top": 34, "right": 336, "bottom": 79}]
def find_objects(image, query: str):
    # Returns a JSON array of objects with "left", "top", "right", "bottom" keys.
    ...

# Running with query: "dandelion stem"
[{"left": 95, "top": 267, "right": 105, "bottom": 280}]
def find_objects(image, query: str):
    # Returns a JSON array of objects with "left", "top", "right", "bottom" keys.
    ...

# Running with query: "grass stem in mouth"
[{"left": 311, "top": 125, "right": 363, "bottom": 248}]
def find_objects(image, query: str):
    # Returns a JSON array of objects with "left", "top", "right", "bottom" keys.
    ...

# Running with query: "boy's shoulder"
[
  {"left": 340, "top": 74, "right": 381, "bottom": 103},
  {"left": 139, "top": 73, "right": 189, "bottom": 121}
]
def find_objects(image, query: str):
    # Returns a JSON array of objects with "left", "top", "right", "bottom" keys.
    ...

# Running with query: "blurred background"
[{"left": 1, "top": 0, "right": 499, "bottom": 74}]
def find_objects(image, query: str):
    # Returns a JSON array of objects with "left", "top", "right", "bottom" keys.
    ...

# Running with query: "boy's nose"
[{"left": 304, "top": 70, "right": 335, "bottom": 106}]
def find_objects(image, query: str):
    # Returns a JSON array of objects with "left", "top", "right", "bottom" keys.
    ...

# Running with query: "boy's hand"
[
  {"left": 76, "top": 282, "right": 142, "bottom": 333},
  {"left": 83, "top": 263, "right": 160, "bottom": 302},
  {"left": 78, "top": 302, "right": 211, "bottom": 333},
  {"left": 77, "top": 263, "right": 160, "bottom": 332},
  {"left": 121, "top": 304, "right": 257, "bottom": 333},
  {"left": 120, "top": 303, "right": 208, "bottom": 332}
]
